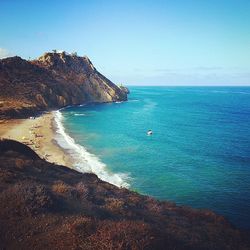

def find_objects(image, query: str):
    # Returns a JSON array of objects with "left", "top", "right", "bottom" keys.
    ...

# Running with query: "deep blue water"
[{"left": 58, "top": 87, "right": 250, "bottom": 229}]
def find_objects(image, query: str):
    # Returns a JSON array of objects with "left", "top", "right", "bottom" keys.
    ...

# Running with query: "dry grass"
[
  {"left": 52, "top": 181, "right": 70, "bottom": 194},
  {"left": 1, "top": 139, "right": 249, "bottom": 250}
]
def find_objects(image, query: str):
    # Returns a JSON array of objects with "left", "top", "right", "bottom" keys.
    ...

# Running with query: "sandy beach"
[{"left": 0, "top": 112, "right": 73, "bottom": 167}]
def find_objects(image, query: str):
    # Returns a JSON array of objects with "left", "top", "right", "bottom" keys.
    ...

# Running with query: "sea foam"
[
  {"left": 53, "top": 110, "right": 130, "bottom": 188},
  {"left": 74, "top": 113, "right": 86, "bottom": 116}
]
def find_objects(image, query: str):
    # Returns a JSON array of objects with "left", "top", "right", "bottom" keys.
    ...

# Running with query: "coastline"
[
  {"left": 0, "top": 112, "right": 73, "bottom": 168},
  {"left": 0, "top": 110, "right": 130, "bottom": 188}
]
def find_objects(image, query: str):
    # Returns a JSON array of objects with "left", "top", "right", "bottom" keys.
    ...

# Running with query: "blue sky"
[{"left": 0, "top": 0, "right": 249, "bottom": 85}]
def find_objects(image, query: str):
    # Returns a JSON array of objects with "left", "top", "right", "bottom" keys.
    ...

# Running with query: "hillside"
[
  {"left": 0, "top": 139, "right": 249, "bottom": 250},
  {"left": 0, "top": 52, "right": 128, "bottom": 118}
]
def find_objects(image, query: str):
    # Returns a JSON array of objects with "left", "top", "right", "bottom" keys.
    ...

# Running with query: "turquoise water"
[{"left": 59, "top": 87, "right": 250, "bottom": 229}]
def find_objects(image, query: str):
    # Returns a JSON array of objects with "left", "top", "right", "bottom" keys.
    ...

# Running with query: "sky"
[{"left": 0, "top": 0, "right": 250, "bottom": 85}]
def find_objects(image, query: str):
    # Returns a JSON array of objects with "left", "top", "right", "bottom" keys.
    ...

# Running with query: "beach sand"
[{"left": 0, "top": 113, "right": 73, "bottom": 167}]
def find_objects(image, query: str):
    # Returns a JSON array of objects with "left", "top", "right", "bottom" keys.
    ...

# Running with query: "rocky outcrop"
[
  {"left": 119, "top": 85, "right": 130, "bottom": 94},
  {"left": 0, "top": 139, "right": 249, "bottom": 250},
  {"left": 0, "top": 52, "right": 128, "bottom": 119}
]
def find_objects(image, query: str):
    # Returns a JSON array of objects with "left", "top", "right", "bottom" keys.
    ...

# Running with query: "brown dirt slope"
[
  {"left": 0, "top": 139, "right": 249, "bottom": 250},
  {"left": 0, "top": 52, "right": 128, "bottom": 119}
]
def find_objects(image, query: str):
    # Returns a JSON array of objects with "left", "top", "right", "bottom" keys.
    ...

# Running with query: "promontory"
[{"left": 0, "top": 51, "right": 128, "bottom": 118}]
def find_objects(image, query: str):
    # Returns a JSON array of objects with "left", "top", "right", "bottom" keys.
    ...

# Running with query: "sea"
[{"left": 54, "top": 86, "right": 250, "bottom": 229}]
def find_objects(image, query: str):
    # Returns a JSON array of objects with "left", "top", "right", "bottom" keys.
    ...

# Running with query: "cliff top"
[{"left": 34, "top": 51, "right": 96, "bottom": 73}]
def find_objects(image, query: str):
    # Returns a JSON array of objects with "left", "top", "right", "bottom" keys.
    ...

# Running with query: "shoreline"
[
  {"left": 0, "top": 110, "right": 130, "bottom": 188},
  {"left": 0, "top": 112, "right": 73, "bottom": 167},
  {"left": 0, "top": 107, "right": 249, "bottom": 231}
]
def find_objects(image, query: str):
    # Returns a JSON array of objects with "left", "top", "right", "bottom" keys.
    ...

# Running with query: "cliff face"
[
  {"left": 0, "top": 52, "right": 128, "bottom": 118},
  {"left": 0, "top": 139, "right": 249, "bottom": 250}
]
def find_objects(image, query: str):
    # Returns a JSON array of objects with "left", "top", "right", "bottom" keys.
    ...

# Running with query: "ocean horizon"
[{"left": 54, "top": 86, "right": 250, "bottom": 229}]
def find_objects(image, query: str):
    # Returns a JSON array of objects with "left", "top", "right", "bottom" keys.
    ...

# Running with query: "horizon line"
[{"left": 125, "top": 84, "right": 250, "bottom": 87}]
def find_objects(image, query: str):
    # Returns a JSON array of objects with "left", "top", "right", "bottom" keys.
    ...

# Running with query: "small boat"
[{"left": 147, "top": 130, "right": 153, "bottom": 136}]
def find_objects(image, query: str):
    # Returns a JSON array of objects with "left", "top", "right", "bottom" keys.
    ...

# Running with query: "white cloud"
[{"left": 0, "top": 48, "right": 12, "bottom": 59}]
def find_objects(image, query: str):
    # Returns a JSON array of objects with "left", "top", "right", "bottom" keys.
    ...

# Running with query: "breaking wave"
[{"left": 53, "top": 110, "right": 130, "bottom": 188}]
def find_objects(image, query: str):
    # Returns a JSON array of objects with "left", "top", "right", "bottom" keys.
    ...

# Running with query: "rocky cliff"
[
  {"left": 0, "top": 139, "right": 249, "bottom": 250},
  {"left": 0, "top": 52, "right": 128, "bottom": 118}
]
